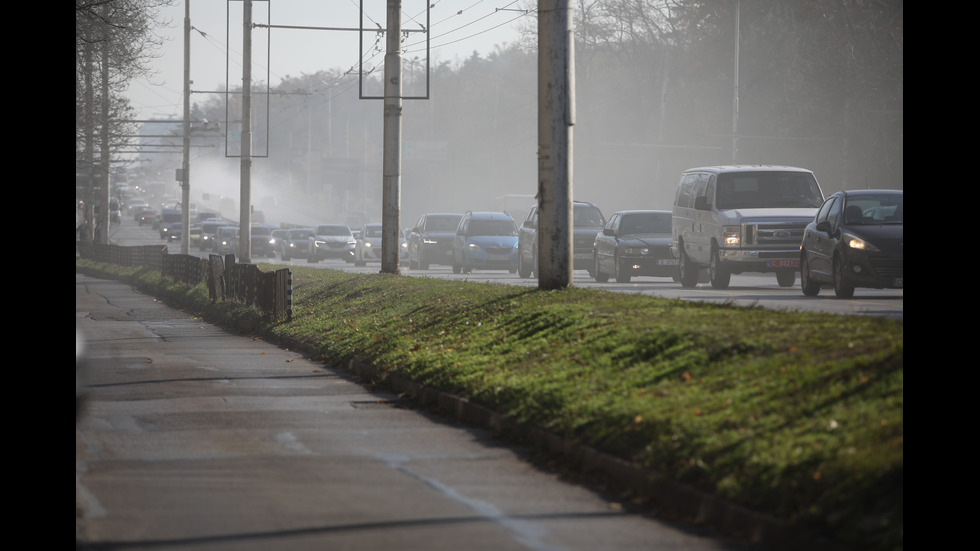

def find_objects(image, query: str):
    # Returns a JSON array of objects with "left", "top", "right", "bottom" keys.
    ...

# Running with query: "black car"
[
  {"left": 281, "top": 228, "right": 314, "bottom": 261},
  {"left": 165, "top": 222, "right": 182, "bottom": 243},
  {"left": 800, "top": 189, "right": 903, "bottom": 298},
  {"left": 407, "top": 213, "right": 462, "bottom": 270},
  {"left": 517, "top": 201, "right": 605, "bottom": 278},
  {"left": 249, "top": 225, "right": 277, "bottom": 258},
  {"left": 593, "top": 210, "right": 678, "bottom": 283}
]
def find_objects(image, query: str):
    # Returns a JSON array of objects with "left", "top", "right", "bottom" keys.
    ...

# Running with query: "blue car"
[{"left": 452, "top": 211, "right": 519, "bottom": 274}]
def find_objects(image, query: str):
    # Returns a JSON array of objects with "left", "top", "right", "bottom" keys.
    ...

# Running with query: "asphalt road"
[
  {"left": 76, "top": 273, "right": 759, "bottom": 551},
  {"left": 108, "top": 217, "right": 902, "bottom": 320}
]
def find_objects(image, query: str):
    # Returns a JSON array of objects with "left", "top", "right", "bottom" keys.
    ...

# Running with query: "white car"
[
  {"left": 353, "top": 224, "right": 409, "bottom": 266},
  {"left": 308, "top": 224, "right": 356, "bottom": 263}
]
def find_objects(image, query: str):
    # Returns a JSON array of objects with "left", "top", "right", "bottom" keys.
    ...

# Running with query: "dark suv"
[
  {"left": 517, "top": 201, "right": 606, "bottom": 278},
  {"left": 407, "top": 213, "right": 463, "bottom": 270}
]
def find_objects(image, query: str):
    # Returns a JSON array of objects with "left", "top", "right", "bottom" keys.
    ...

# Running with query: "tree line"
[{"left": 77, "top": 1, "right": 902, "bottom": 229}]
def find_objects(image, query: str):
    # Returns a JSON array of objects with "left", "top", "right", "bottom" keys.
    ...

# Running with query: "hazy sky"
[{"left": 126, "top": 0, "right": 529, "bottom": 120}]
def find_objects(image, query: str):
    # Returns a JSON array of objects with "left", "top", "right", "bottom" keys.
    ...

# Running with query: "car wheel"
[
  {"left": 517, "top": 251, "right": 532, "bottom": 278},
  {"left": 282, "top": 250, "right": 290, "bottom": 261},
  {"left": 409, "top": 258, "right": 418, "bottom": 270},
  {"left": 593, "top": 252, "right": 609, "bottom": 283},
  {"left": 678, "top": 244, "right": 699, "bottom": 288},
  {"left": 800, "top": 253, "right": 820, "bottom": 296},
  {"left": 709, "top": 246, "right": 731, "bottom": 289},
  {"left": 776, "top": 270, "right": 796, "bottom": 288},
  {"left": 452, "top": 255, "right": 461, "bottom": 274},
  {"left": 833, "top": 254, "right": 855, "bottom": 298},
  {"left": 614, "top": 254, "right": 632, "bottom": 283}
]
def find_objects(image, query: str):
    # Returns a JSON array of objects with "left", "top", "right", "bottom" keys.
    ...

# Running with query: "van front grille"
[{"left": 743, "top": 222, "right": 807, "bottom": 247}]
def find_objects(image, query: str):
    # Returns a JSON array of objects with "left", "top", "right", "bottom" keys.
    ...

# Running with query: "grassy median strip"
[{"left": 77, "top": 259, "right": 902, "bottom": 551}]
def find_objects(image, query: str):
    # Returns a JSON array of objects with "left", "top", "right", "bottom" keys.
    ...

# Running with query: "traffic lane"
[
  {"left": 76, "top": 273, "right": 753, "bottom": 551},
  {"left": 105, "top": 220, "right": 901, "bottom": 318}
]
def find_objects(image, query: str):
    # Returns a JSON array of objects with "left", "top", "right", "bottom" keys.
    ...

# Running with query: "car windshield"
[
  {"left": 251, "top": 227, "right": 272, "bottom": 236},
  {"left": 573, "top": 205, "right": 604, "bottom": 227},
  {"left": 621, "top": 212, "right": 671, "bottom": 234},
  {"left": 363, "top": 226, "right": 383, "bottom": 238},
  {"left": 424, "top": 215, "right": 462, "bottom": 231},
  {"left": 716, "top": 171, "right": 824, "bottom": 209},
  {"left": 844, "top": 194, "right": 903, "bottom": 225},
  {"left": 290, "top": 230, "right": 313, "bottom": 239},
  {"left": 469, "top": 219, "right": 517, "bottom": 236}
]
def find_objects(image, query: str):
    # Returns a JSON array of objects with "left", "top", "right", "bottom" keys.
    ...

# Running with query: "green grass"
[{"left": 77, "top": 259, "right": 902, "bottom": 551}]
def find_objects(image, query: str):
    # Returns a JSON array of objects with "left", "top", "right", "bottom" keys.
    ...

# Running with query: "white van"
[{"left": 671, "top": 165, "right": 825, "bottom": 289}]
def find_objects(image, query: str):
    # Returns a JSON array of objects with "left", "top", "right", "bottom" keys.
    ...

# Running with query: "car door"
[
  {"left": 409, "top": 215, "right": 424, "bottom": 263},
  {"left": 807, "top": 195, "right": 842, "bottom": 279},
  {"left": 518, "top": 206, "right": 538, "bottom": 266},
  {"left": 595, "top": 213, "right": 620, "bottom": 274}
]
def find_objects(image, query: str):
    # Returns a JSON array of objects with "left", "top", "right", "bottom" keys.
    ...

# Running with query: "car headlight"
[
  {"left": 722, "top": 226, "right": 740, "bottom": 246},
  {"left": 364, "top": 242, "right": 373, "bottom": 248},
  {"left": 423, "top": 238, "right": 438, "bottom": 244},
  {"left": 622, "top": 247, "right": 649, "bottom": 256},
  {"left": 843, "top": 232, "right": 880, "bottom": 252},
  {"left": 467, "top": 243, "right": 482, "bottom": 253}
]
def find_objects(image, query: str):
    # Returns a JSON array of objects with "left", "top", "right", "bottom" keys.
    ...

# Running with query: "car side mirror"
[
  {"left": 815, "top": 220, "right": 832, "bottom": 234},
  {"left": 603, "top": 227, "right": 615, "bottom": 236},
  {"left": 523, "top": 220, "right": 535, "bottom": 228}
]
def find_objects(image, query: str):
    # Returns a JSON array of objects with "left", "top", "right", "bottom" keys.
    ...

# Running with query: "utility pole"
[
  {"left": 180, "top": 0, "right": 191, "bottom": 254},
  {"left": 732, "top": 0, "right": 740, "bottom": 163},
  {"left": 239, "top": 0, "right": 253, "bottom": 263},
  {"left": 380, "top": 0, "right": 402, "bottom": 274},
  {"left": 537, "top": 0, "right": 575, "bottom": 290}
]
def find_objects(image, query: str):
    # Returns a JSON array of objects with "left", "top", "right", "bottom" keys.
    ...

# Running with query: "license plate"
[
  {"left": 488, "top": 255, "right": 510, "bottom": 261},
  {"left": 574, "top": 253, "right": 592, "bottom": 260},
  {"left": 657, "top": 259, "right": 679, "bottom": 265},
  {"left": 767, "top": 259, "right": 799, "bottom": 268}
]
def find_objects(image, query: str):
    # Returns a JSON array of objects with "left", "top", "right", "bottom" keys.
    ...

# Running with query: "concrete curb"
[{"left": 342, "top": 358, "right": 848, "bottom": 551}]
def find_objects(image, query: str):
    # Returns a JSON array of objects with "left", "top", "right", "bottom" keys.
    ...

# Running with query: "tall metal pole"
[
  {"left": 239, "top": 0, "right": 253, "bottom": 263},
  {"left": 180, "top": 0, "right": 191, "bottom": 254},
  {"left": 732, "top": 0, "right": 740, "bottom": 163},
  {"left": 381, "top": 0, "right": 402, "bottom": 274},
  {"left": 537, "top": 0, "right": 575, "bottom": 290}
]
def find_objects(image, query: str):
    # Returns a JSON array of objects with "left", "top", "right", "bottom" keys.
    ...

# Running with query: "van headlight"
[{"left": 722, "top": 226, "right": 741, "bottom": 246}]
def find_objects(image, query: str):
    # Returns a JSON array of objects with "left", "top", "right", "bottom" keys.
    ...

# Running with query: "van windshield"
[{"left": 715, "top": 171, "right": 823, "bottom": 209}]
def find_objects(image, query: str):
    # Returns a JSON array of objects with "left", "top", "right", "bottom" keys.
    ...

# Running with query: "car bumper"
[
  {"left": 842, "top": 250, "right": 903, "bottom": 289},
  {"left": 314, "top": 245, "right": 355, "bottom": 258},
  {"left": 620, "top": 256, "right": 680, "bottom": 277},
  {"left": 462, "top": 252, "right": 518, "bottom": 270},
  {"left": 420, "top": 245, "right": 454, "bottom": 265},
  {"left": 572, "top": 250, "right": 594, "bottom": 270},
  {"left": 717, "top": 248, "right": 801, "bottom": 272}
]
